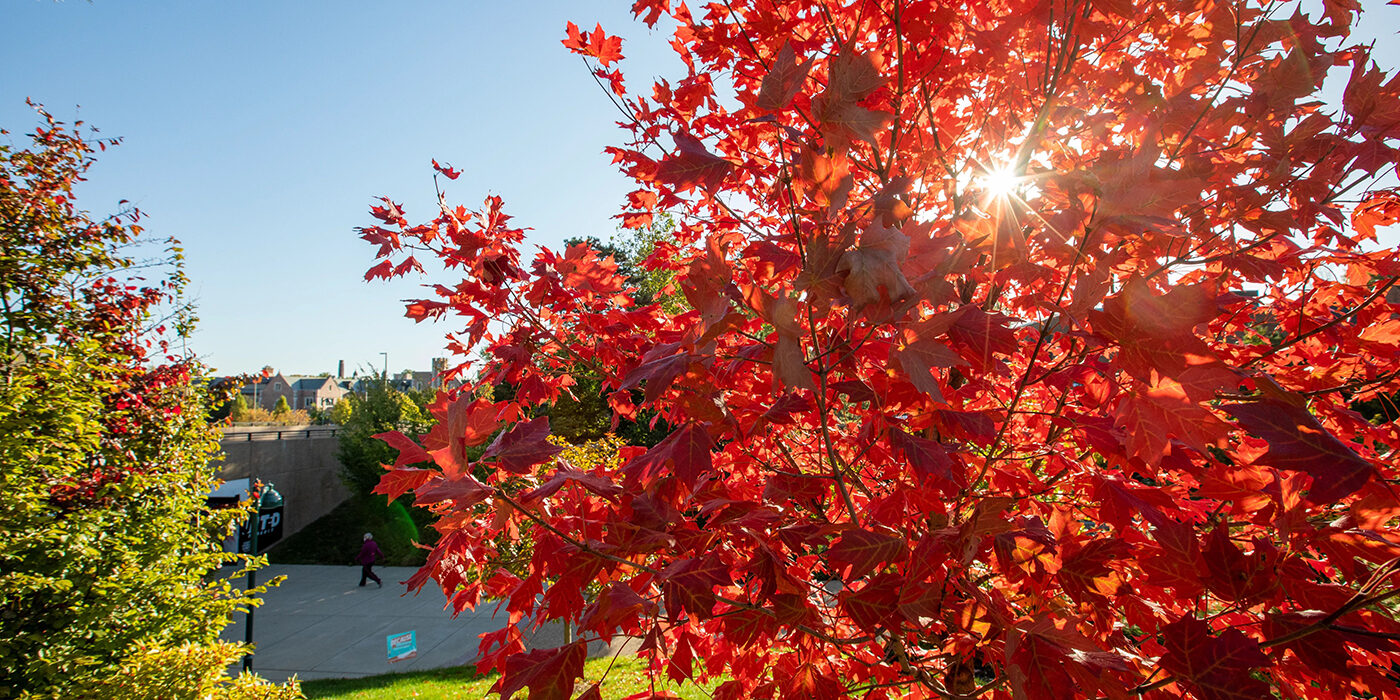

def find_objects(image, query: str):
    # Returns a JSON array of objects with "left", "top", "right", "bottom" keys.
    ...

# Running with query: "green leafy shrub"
[
  {"left": 325, "top": 397, "right": 353, "bottom": 426},
  {"left": 229, "top": 394, "right": 251, "bottom": 421}
]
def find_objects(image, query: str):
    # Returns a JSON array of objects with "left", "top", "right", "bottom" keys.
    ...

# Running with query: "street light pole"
[{"left": 379, "top": 352, "right": 388, "bottom": 386}]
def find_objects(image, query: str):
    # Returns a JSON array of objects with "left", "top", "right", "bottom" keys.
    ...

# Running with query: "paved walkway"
[{"left": 223, "top": 564, "right": 567, "bottom": 683}]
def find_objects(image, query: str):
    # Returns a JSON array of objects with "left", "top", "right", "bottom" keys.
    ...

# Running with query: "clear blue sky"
[
  {"left": 3, "top": 2, "right": 1398, "bottom": 377},
  {"left": 1, "top": 1, "right": 680, "bottom": 377}
]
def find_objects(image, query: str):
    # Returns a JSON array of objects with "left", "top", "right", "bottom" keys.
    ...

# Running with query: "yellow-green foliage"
[
  {"left": 58, "top": 642, "right": 302, "bottom": 700},
  {"left": 550, "top": 433, "right": 626, "bottom": 471},
  {"left": 233, "top": 406, "right": 313, "bottom": 425},
  {"left": 0, "top": 306, "right": 295, "bottom": 700},
  {"left": 325, "top": 397, "right": 353, "bottom": 426}
]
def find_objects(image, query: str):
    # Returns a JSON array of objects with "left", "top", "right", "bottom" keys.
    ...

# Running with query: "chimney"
[{"left": 338, "top": 360, "right": 345, "bottom": 378}]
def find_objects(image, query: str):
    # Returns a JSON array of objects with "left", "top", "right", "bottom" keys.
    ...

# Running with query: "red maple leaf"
[
  {"left": 837, "top": 221, "right": 915, "bottom": 308},
  {"left": 586, "top": 24, "right": 623, "bottom": 66},
  {"left": 413, "top": 474, "right": 493, "bottom": 508},
  {"left": 654, "top": 132, "right": 733, "bottom": 194},
  {"left": 561, "top": 21, "right": 588, "bottom": 52},
  {"left": 893, "top": 336, "right": 964, "bottom": 402},
  {"left": 720, "top": 609, "right": 777, "bottom": 646},
  {"left": 1140, "top": 518, "right": 1209, "bottom": 599},
  {"left": 404, "top": 299, "right": 448, "bottom": 321},
  {"left": 631, "top": 0, "right": 669, "bottom": 27},
  {"left": 661, "top": 555, "right": 730, "bottom": 619},
  {"left": 619, "top": 342, "right": 693, "bottom": 402},
  {"left": 827, "top": 526, "right": 908, "bottom": 580},
  {"left": 520, "top": 466, "right": 622, "bottom": 503},
  {"left": 840, "top": 573, "right": 901, "bottom": 631},
  {"left": 497, "top": 641, "right": 586, "bottom": 700},
  {"left": 782, "top": 656, "right": 845, "bottom": 700},
  {"left": 623, "top": 422, "right": 713, "bottom": 488},
  {"left": 482, "top": 417, "right": 565, "bottom": 474},
  {"left": 363, "top": 259, "right": 393, "bottom": 281},
  {"left": 1223, "top": 398, "right": 1375, "bottom": 502},
  {"left": 946, "top": 305, "right": 1019, "bottom": 367},
  {"left": 1200, "top": 523, "right": 1279, "bottom": 604},
  {"left": 755, "top": 43, "right": 814, "bottom": 112},
  {"left": 579, "top": 583, "right": 656, "bottom": 635},
  {"left": 1007, "top": 617, "right": 1134, "bottom": 699},
  {"left": 889, "top": 428, "right": 961, "bottom": 487},
  {"left": 763, "top": 471, "right": 831, "bottom": 505},
  {"left": 423, "top": 396, "right": 503, "bottom": 476},
  {"left": 1159, "top": 617, "right": 1270, "bottom": 700},
  {"left": 1114, "top": 376, "right": 1229, "bottom": 464},
  {"left": 1351, "top": 188, "right": 1400, "bottom": 239},
  {"left": 561, "top": 22, "right": 623, "bottom": 67},
  {"left": 371, "top": 467, "right": 435, "bottom": 503},
  {"left": 1264, "top": 610, "right": 1400, "bottom": 677},
  {"left": 431, "top": 158, "right": 461, "bottom": 180},
  {"left": 1059, "top": 538, "right": 1133, "bottom": 605},
  {"left": 811, "top": 50, "right": 892, "bottom": 146},
  {"left": 1090, "top": 276, "right": 1227, "bottom": 383},
  {"left": 372, "top": 430, "right": 432, "bottom": 468}
]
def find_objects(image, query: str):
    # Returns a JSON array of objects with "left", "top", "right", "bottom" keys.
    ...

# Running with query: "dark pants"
[{"left": 359, "top": 563, "right": 381, "bottom": 586}]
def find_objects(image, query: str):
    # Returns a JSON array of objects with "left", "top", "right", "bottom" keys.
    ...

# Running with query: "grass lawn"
[{"left": 300, "top": 655, "right": 714, "bottom": 699}]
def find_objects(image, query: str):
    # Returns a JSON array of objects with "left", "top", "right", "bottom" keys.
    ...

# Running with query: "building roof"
[{"left": 287, "top": 376, "right": 337, "bottom": 391}]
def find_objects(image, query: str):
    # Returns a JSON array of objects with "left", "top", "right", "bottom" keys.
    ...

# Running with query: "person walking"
[{"left": 356, "top": 532, "right": 383, "bottom": 588}]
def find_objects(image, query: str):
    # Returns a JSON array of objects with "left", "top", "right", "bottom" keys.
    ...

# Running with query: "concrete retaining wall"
[{"left": 217, "top": 434, "right": 349, "bottom": 540}]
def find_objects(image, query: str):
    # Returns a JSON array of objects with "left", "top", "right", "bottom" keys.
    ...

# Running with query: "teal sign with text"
[{"left": 386, "top": 630, "right": 417, "bottom": 662}]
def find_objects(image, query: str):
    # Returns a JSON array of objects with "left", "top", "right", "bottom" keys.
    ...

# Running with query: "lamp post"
[
  {"left": 242, "top": 481, "right": 283, "bottom": 673},
  {"left": 379, "top": 352, "right": 388, "bottom": 386}
]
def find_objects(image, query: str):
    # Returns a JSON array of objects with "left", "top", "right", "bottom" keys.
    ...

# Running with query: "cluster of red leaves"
[{"left": 364, "top": 2, "right": 1400, "bottom": 698}]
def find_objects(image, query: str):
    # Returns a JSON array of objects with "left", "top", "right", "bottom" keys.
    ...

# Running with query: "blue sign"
[{"left": 387, "top": 630, "right": 417, "bottom": 662}]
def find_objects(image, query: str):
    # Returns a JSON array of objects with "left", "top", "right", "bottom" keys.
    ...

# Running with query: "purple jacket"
[{"left": 356, "top": 540, "right": 382, "bottom": 565}]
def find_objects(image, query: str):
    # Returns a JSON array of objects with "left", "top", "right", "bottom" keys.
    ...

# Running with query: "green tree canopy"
[{"left": 337, "top": 377, "right": 434, "bottom": 496}]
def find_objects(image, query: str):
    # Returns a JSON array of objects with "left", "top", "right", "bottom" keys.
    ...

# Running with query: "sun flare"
[{"left": 980, "top": 166, "right": 1020, "bottom": 198}]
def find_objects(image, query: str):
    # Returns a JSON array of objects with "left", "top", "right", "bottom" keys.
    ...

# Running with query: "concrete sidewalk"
[{"left": 223, "top": 564, "right": 566, "bottom": 683}]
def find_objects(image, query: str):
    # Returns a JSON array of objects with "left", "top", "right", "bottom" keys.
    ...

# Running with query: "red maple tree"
[{"left": 362, "top": 1, "right": 1400, "bottom": 697}]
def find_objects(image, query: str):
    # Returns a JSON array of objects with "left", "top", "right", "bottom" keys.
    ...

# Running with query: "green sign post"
[{"left": 242, "top": 482, "right": 283, "bottom": 673}]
